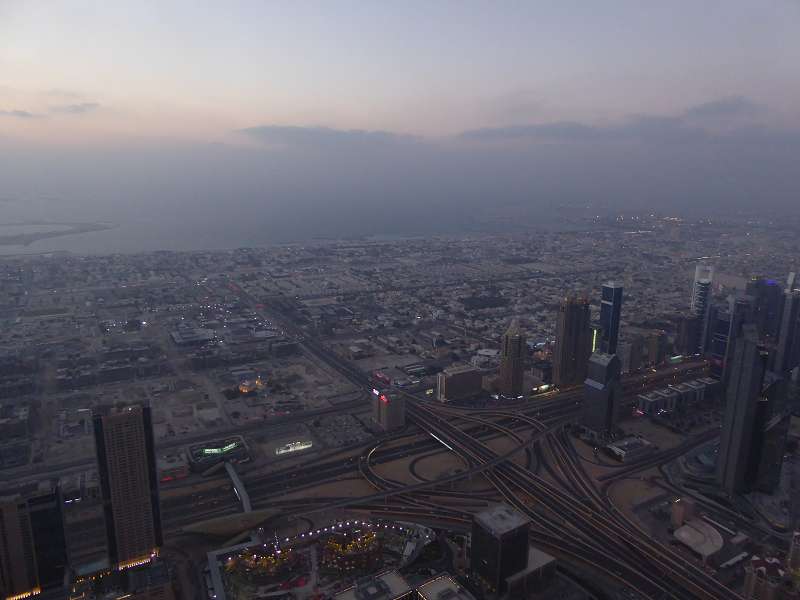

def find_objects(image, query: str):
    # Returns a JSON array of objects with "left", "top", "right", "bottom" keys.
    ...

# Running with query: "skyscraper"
[
  {"left": 706, "top": 302, "right": 732, "bottom": 373},
  {"left": 752, "top": 403, "right": 790, "bottom": 494},
  {"left": 599, "top": 282, "right": 623, "bottom": 355},
  {"left": 722, "top": 294, "right": 755, "bottom": 388},
  {"left": 498, "top": 320, "right": 525, "bottom": 397},
  {"left": 675, "top": 313, "right": 701, "bottom": 356},
  {"left": 717, "top": 324, "right": 768, "bottom": 495},
  {"left": 691, "top": 265, "right": 714, "bottom": 353},
  {"left": 0, "top": 497, "right": 39, "bottom": 600},
  {"left": 776, "top": 289, "right": 800, "bottom": 374},
  {"left": 27, "top": 486, "right": 68, "bottom": 591},
  {"left": 553, "top": 296, "right": 592, "bottom": 387},
  {"left": 0, "top": 486, "right": 68, "bottom": 600},
  {"left": 747, "top": 276, "right": 784, "bottom": 340},
  {"left": 583, "top": 353, "right": 622, "bottom": 435},
  {"left": 470, "top": 504, "right": 530, "bottom": 594},
  {"left": 93, "top": 404, "right": 163, "bottom": 570}
]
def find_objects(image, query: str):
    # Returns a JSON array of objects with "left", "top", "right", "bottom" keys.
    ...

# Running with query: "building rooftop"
[
  {"left": 441, "top": 364, "right": 478, "bottom": 376},
  {"left": 335, "top": 571, "right": 411, "bottom": 600},
  {"left": 505, "top": 545, "right": 556, "bottom": 585},
  {"left": 474, "top": 503, "right": 530, "bottom": 538},
  {"left": 417, "top": 574, "right": 475, "bottom": 600},
  {"left": 673, "top": 519, "right": 723, "bottom": 558}
]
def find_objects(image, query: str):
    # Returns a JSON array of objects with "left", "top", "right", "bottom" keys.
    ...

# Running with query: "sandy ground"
[
  {"left": 372, "top": 455, "right": 419, "bottom": 485},
  {"left": 618, "top": 416, "right": 686, "bottom": 450},
  {"left": 411, "top": 450, "right": 467, "bottom": 480},
  {"left": 607, "top": 471, "right": 664, "bottom": 520}
]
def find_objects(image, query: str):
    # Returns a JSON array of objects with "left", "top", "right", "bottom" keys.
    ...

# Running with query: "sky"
[{"left": 1, "top": 1, "right": 800, "bottom": 249}]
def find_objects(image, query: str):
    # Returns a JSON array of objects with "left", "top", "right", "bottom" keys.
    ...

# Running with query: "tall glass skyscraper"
[
  {"left": 599, "top": 282, "right": 623, "bottom": 355},
  {"left": 691, "top": 265, "right": 714, "bottom": 353}
]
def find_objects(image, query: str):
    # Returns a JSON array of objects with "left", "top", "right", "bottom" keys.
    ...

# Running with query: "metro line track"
[{"left": 399, "top": 400, "right": 741, "bottom": 600}]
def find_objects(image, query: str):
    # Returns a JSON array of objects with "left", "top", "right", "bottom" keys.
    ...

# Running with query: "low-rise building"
[
  {"left": 335, "top": 570, "right": 413, "bottom": 600},
  {"left": 605, "top": 436, "right": 654, "bottom": 462}
]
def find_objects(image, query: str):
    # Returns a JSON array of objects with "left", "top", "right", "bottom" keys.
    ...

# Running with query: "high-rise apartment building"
[
  {"left": 552, "top": 296, "right": 592, "bottom": 388},
  {"left": 93, "top": 404, "right": 163, "bottom": 570},
  {"left": 498, "top": 321, "right": 525, "bottom": 398},
  {"left": 583, "top": 353, "right": 622, "bottom": 435},
  {"left": 0, "top": 497, "right": 39, "bottom": 600},
  {"left": 717, "top": 324, "right": 769, "bottom": 495},
  {"left": 599, "top": 282, "right": 623, "bottom": 355}
]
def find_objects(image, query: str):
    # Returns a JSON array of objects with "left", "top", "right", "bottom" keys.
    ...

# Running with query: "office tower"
[
  {"left": 498, "top": 320, "right": 525, "bottom": 397},
  {"left": 691, "top": 265, "right": 714, "bottom": 353},
  {"left": 747, "top": 276, "right": 784, "bottom": 340},
  {"left": 552, "top": 295, "right": 592, "bottom": 388},
  {"left": 437, "top": 365, "right": 482, "bottom": 403},
  {"left": 0, "top": 497, "right": 39, "bottom": 600},
  {"left": 717, "top": 324, "right": 768, "bottom": 495},
  {"left": 371, "top": 389, "right": 405, "bottom": 431},
  {"left": 94, "top": 404, "right": 163, "bottom": 570},
  {"left": 776, "top": 289, "right": 800, "bottom": 374},
  {"left": 599, "top": 282, "right": 623, "bottom": 354},
  {"left": 470, "top": 504, "right": 530, "bottom": 594},
  {"left": 583, "top": 353, "right": 622, "bottom": 435},
  {"left": 27, "top": 486, "right": 68, "bottom": 590}
]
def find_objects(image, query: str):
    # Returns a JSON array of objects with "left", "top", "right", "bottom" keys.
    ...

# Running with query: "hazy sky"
[
  {"left": 3, "top": 1, "right": 799, "bottom": 141},
  {"left": 1, "top": 2, "right": 799, "bottom": 248}
]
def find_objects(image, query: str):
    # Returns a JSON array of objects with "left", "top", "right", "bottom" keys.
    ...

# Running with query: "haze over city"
[{"left": 2, "top": 2, "right": 800, "bottom": 253}]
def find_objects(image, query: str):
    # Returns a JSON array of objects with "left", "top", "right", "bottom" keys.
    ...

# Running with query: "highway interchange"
[
  {"left": 60, "top": 280, "right": 739, "bottom": 599},
  {"left": 224, "top": 287, "right": 740, "bottom": 600}
]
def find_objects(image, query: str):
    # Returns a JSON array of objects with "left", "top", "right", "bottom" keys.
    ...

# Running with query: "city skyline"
[{"left": 3, "top": 4, "right": 800, "bottom": 599}]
